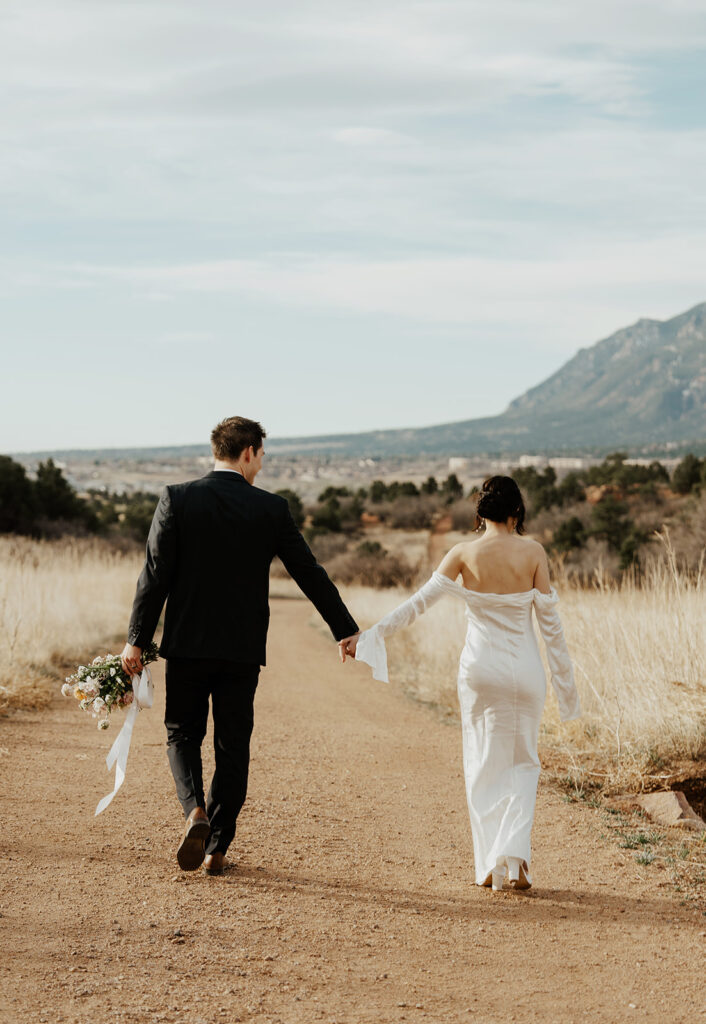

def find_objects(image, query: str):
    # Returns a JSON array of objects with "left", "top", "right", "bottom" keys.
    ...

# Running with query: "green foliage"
[
  {"left": 368, "top": 479, "right": 420, "bottom": 502},
  {"left": 276, "top": 488, "right": 305, "bottom": 527},
  {"left": 588, "top": 495, "right": 632, "bottom": 550},
  {"left": 618, "top": 531, "right": 644, "bottom": 571},
  {"left": 556, "top": 472, "right": 586, "bottom": 505},
  {"left": 672, "top": 453, "right": 703, "bottom": 494},
  {"left": 35, "top": 458, "right": 87, "bottom": 523},
  {"left": 318, "top": 485, "right": 352, "bottom": 502},
  {"left": 511, "top": 465, "right": 561, "bottom": 511},
  {"left": 356, "top": 540, "right": 384, "bottom": 557},
  {"left": 311, "top": 497, "right": 342, "bottom": 532},
  {"left": 0, "top": 455, "right": 99, "bottom": 535},
  {"left": 552, "top": 515, "right": 586, "bottom": 553},
  {"left": 0, "top": 455, "right": 37, "bottom": 533},
  {"left": 369, "top": 479, "right": 387, "bottom": 503},
  {"left": 421, "top": 476, "right": 438, "bottom": 495},
  {"left": 585, "top": 452, "right": 670, "bottom": 488},
  {"left": 441, "top": 473, "right": 464, "bottom": 501},
  {"left": 120, "top": 492, "right": 161, "bottom": 542}
]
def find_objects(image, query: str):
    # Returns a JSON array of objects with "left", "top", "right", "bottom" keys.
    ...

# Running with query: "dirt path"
[{"left": 1, "top": 598, "right": 703, "bottom": 1024}]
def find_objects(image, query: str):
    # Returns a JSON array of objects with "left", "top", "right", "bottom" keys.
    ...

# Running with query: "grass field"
[
  {"left": 0, "top": 536, "right": 142, "bottom": 713},
  {"left": 2, "top": 532, "right": 704, "bottom": 795}
]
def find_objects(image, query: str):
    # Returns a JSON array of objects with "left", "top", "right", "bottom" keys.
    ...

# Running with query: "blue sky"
[{"left": 3, "top": 0, "right": 706, "bottom": 452}]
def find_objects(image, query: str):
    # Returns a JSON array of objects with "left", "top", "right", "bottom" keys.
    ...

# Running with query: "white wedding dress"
[{"left": 355, "top": 571, "right": 581, "bottom": 886}]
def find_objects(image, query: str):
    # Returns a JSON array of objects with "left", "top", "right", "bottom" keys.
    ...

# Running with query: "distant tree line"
[
  {"left": 270, "top": 452, "right": 706, "bottom": 576},
  {"left": 2, "top": 451, "right": 705, "bottom": 572},
  {"left": 0, "top": 455, "right": 158, "bottom": 542}
]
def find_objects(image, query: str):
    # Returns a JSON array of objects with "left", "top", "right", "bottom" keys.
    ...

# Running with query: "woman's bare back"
[{"left": 440, "top": 534, "right": 550, "bottom": 594}]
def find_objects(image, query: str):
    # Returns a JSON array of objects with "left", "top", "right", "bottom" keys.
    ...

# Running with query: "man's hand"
[
  {"left": 121, "top": 642, "right": 144, "bottom": 677},
  {"left": 338, "top": 633, "right": 360, "bottom": 663}
]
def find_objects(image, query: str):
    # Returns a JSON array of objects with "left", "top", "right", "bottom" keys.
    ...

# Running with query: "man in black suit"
[{"left": 120, "top": 416, "right": 359, "bottom": 875}]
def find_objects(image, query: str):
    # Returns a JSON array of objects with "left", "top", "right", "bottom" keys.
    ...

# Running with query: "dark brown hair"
[
  {"left": 476, "top": 475, "right": 526, "bottom": 534},
  {"left": 210, "top": 416, "right": 266, "bottom": 461}
]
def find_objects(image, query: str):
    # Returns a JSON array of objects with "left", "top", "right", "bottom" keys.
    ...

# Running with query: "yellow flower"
[{"left": 75, "top": 689, "right": 85, "bottom": 700}]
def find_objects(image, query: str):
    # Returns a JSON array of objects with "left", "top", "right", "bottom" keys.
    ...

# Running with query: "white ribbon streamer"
[{"left": 94, "top": 667, "right": 153, "bottom": 816}]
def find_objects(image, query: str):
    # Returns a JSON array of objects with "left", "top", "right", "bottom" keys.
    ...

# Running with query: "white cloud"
[
  {"left": 62, "top": 232, "right": 706, "bottom": 352},
  {"left": 332, "top": 126, "right": 411, "bottom": 146}
]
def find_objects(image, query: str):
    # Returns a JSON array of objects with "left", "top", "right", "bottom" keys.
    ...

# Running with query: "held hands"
[
  {"left": 120, "top": 642, "right": 144, "bottom": 677},
  {"left": 338, "top": 632, "right": 360, "bottom": 663}
]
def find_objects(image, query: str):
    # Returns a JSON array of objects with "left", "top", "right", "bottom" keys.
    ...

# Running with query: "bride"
[{"left": 341, "top": 475, "right": 581, "bottom": 892}]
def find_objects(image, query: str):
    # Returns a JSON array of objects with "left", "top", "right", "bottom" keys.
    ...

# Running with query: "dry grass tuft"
[
  {"left": 0, "top": 536, "right": 142, "bottom": 713},
  {"left": 342, "top": 530, "right": 706, "bottom": 792}
]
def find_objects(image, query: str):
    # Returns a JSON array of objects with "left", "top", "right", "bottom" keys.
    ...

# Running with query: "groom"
[{"left": 120, "top": 416, "right": 359, "bottom": 875}]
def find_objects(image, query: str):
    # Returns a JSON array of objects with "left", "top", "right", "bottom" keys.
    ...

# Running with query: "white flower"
[
  {"left": 79, "top": 698, "right": 92, "bottom": 711},
  {"left": 83, "top": 681, "right": 99, "bottom": 697},
  {"left": 93, "top": 697, "right": 106, "bottom": 711},
  {"left": 98, "top": 719, "right": 110, "bottom": 730},
  {"left": 61, "top": 683, "right": 73, "bottom": 697},
  {"left": 110, "top": 668, "right": 116, "bottom": 677},
  {"left": 92, "top": 656, "right": 102, "bottom": 665}
]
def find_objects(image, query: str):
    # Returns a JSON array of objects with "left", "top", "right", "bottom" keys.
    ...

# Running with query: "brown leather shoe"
[
  {"left": 203, "top": 851, "right": 226, "bottom": 876},
  {"left": 176, "top": 807, "right": 210, "bottom": 871}
]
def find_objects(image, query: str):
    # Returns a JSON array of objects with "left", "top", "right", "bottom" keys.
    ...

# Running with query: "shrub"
[
  {"left": 441, "top": 473, "right": 464, "bottom": 502},
  {"left": 34, "top": 458, "right": 87, "bottom": 523},
  {"left": 326, "top": 547, "right": 415, "bottom": 588},
  {"left": 306, "top": 531, "right": 350, "bottom": 563},
  {"left": 672, "top": 454, "right": 702, "bottom": 494},
  {"left": 384, "top": 496, "right": 440, "bottom": 529},
  {"left": 310, "top": 498, "right": 342, "bottom": 532},
  {"left": 588, "top": 495, "right": 632, "bottom": 551},
  {"left": 552, "top": 516, "right": 586, "bottom": 553},
  {"left": 318, "top": 485, "right": 352, "bottom": 502},
  {"left": 447, "top": 499, "right": 478, "bottom": 531},
  {"left": 277, "top": 488, "right": 305, "bottom": 527},
  {"left": 0, "top": 455, "right": 37, "bottom": 534},
  {"left": 119, "top": 492, "right": 161, "bottom": 542}
]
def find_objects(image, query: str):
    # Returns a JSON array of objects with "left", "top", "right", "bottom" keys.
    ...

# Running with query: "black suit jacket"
[{"left": 127, "top": 470, "right": 358, "bottom": 665}]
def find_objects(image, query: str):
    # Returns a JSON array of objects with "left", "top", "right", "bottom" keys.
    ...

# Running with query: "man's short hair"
[{"left": 211, "top": 416, "right": 267, "bottom": 461}]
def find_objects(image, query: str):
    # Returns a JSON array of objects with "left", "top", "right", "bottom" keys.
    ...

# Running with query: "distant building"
[
  {"left": 549, "top": 457, "right": 587, "bottom": 471},
  {"left": 517, "top": 455, "right": 548, "bottom": 469},
  {"left": 448, "top": 457, "right": 470, "bottom": 472}
]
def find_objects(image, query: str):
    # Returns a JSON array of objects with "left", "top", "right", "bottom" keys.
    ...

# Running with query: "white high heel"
[
  {"left": 505, "top": 856, "right": 532, "bottom": 890},
  {"left": 491, "top": 863, "right": 506, "bottom": 891}
]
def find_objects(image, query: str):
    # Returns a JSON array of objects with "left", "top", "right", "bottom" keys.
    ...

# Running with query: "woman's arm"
[
  {"left": 353, "top": 570, "right": 460, "bottom": 682},
  {"left": 436, "top": 543, "right": 466, "bottom": 583},
  {"left": 532, "top": 543, "right": 552, "bottom": 594}
]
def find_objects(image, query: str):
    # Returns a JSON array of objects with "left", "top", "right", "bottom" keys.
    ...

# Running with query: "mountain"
[
  {"left": 12, "top": 303, "right": 706, "bottom": 462},
  {"left": 265, "top": 301, "right": 706, "bottom": 456}
]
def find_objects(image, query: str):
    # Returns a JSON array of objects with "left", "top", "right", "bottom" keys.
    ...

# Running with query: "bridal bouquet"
[{"left": 62, "top": 642, "right": 159, "bottom": 729}]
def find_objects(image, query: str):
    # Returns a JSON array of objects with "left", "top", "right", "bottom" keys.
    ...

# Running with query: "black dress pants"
[{"left": 164, "top": 657, "right": 260, "bottom": 856}]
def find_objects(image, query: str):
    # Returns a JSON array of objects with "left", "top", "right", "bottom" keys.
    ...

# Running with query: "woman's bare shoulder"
[{"left": 518, "top": 535, "right": 545, "bottom": 551}]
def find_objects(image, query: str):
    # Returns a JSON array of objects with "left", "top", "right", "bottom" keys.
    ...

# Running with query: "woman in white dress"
[{"left": 343, "top": 476, "right": 581, "bottom": 892}]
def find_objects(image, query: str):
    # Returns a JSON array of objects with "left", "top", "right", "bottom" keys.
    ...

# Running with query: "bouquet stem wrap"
[{"left": 94, "top": 667, "right": 153, "bottom": 816}]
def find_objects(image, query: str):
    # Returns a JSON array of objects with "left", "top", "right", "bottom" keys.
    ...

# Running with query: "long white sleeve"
[
  {"left": 355, "top": 571, "right": 459, "bottom": 683},
  {"left": 532, "top": 589, "right": 581, "bottom": 722}
]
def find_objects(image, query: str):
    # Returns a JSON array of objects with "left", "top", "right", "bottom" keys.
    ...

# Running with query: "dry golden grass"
[
  {"left": 3, "top": 531, "right": 704, "bottom": 796},
  {"left": 0, "top": 536, "right": 143, "bottom": 713},
  {"left": 341, "top": 531, "right": 706, "bottom": 792}
]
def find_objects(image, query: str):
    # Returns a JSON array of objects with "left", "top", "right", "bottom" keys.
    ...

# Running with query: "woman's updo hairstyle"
[{"left": 475, "top": 475, "right": 526, "bottom": 534}]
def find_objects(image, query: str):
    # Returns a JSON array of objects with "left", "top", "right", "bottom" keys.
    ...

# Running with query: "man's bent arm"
[
  {"left": 127, "top": 486, "right": 178, "bottom": 649},
  {"left": 276, "top": 505, "right": 358, "bottom": 641}
]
